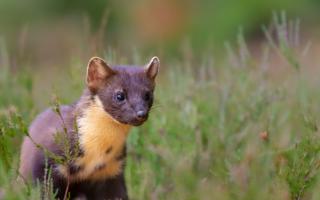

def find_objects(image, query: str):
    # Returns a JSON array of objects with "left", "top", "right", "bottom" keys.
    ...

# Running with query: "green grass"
[{"left": 1, "top": 15, "right": 320, "bottom": 200}]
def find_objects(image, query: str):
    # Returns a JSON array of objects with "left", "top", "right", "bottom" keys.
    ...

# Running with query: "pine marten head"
[{"left": 86, "top": 57, "right": 160, "bottom": 126}]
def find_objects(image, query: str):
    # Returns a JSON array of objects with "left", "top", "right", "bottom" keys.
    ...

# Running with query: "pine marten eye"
[
  {"left": 143, "top": 91, "right": 152, "bottom": 101},
  {"left": 115, "top": 91, "right": 126, "bottom": 102}
]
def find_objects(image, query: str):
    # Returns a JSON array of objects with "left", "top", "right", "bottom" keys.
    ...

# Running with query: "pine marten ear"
[
  {"left": 86, "top": 57, "right": 115, "bottom": 91},
  {"left": 145, "top": 56, "right": 160, "bottom": 80}
]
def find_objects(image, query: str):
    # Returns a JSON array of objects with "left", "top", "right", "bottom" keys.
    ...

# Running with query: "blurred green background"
[
  {"left": 2, "top": 1, "right": 320, "bottom": 199},
  {"left": 1, "top": 0, "right": 320, "bottom": 63}
]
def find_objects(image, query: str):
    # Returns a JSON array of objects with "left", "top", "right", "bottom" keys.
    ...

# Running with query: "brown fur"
[
  {"left": 18, "top": 56, "right": 160, "bottom": 200},
  {"left": 59, "top": 96, "right": 131, "bottom": 182}
]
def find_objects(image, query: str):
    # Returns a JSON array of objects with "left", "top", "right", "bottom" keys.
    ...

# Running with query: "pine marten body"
[{"left": 19, "top": 57, "right": 160, "bottom": 199}]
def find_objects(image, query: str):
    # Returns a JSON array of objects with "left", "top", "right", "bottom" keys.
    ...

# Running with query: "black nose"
[{"left": 137, "top": 110, "right": 147, "bottom": 119}]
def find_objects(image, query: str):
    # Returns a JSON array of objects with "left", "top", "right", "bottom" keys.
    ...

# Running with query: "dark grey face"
[
  {"left": 86, "top": 57, "right": 159, "bottom": 126},
  {"left": 97, "top": 68, "right": 155, "bottom": 126}
]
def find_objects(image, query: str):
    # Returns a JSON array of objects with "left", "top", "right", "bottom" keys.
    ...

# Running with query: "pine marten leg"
[
  {"left": 68, "top": 173, "right": 128, "bottom": 200},
  {"left": 98, "top": 173, "right": 128, "bottom": 200},
  {"left": 31, "top": 155, "right": 67, "bottom": 199}
]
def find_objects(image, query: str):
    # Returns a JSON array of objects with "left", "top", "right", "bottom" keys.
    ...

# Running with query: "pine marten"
[{"left": 18, "top": 56, "right": 160, "bottom": 200}]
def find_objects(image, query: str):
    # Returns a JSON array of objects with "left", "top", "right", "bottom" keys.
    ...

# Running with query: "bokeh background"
[
  {"left": 1, "top": 0, "right": 320, "bottom": 108},
  {"left": 2, "top": 0, "right": 320, "bottom": 199},
  {"left": 1, "top": 0, "right": 320, "bottom": 62}
]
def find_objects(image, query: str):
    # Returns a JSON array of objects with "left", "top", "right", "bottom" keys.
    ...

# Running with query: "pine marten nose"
[{"left": 136, "top": 110, "right": 147, "bottom": 119}]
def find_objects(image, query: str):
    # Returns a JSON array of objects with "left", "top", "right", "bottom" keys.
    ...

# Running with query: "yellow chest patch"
[{"left": 59, "top": 96, "right": 131, "bottom": 182}]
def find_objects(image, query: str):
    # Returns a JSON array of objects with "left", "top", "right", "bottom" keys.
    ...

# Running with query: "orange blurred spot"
[
  {"left": 132, "top": 0, "right": 190, "bottom": 43},
  {"left": 260, "top": 131, "right": 268, "bottom": 141}
]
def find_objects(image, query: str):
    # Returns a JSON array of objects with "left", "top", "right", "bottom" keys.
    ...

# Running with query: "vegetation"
[{"left": 1, "top": 14, "right": 320, "bottom": 199}]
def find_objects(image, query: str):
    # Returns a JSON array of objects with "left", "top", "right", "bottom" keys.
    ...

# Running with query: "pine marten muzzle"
[{"left": 18, "top": 56, "right": 160, "bottom": 200}]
